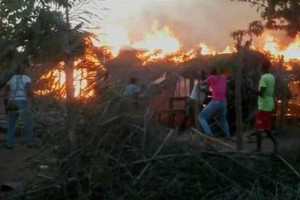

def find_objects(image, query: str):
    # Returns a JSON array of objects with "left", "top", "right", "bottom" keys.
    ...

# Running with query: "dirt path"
[{"left": 0, "top": 133, "right": 42, "bottom": 197}]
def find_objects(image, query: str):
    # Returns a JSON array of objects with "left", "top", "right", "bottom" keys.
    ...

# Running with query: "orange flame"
[
  {"left": 36, "top": 24, "right": 300, "bottom": 100},
  {"left": 35, "top": 37, "right": 104, "bottom": 99},
  {"left": 262, "top": 34, "right": 300, "bottom": 61},
  {"left": 36, "top": 62, "right": 98, "bottom": 99},
  {"left": 134, "top": 24, "right": 180, "bottom": 56}
]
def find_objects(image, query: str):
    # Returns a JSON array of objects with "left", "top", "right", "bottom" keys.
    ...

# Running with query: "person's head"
[
  {"left": 200, "top": 70, "right": 207, "bottom": 80},
  {"left": 16, "top": 65, "right": 26, "bottom": 75},
  {"left": 210, "top": 67, "right": 218, "bottom": 75},
  {"left": 129, "top": 77, "right": 137, "bottom": 84},
  {"left": 260, "top": 59, "right": 271, "bottom": 74}
]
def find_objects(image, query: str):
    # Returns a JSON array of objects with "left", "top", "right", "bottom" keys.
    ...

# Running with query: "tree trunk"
[
  {"left": 65, "top": 58, "right": 78, "bottom": 151},
  {"left": 235, "top": 49, "right": 244, "bottom": 151},
  {"left": 63, "top": 1, "right": 79, "bottom": 152}
]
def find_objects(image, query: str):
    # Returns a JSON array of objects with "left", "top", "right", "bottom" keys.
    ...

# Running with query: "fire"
[
  {"left": 35, "top": 37, "right": 104, "bottom": 99},
  {"left": 133, "top": 23, "right": 200, "bottom": 64},
  {"left": 36, "top": 62, "right": 97, "bottom": 99},
  {"left": 36, "top": 22, "right": 300, "bottom": 100},
  {"left": 262, "top": 34, "right": 300, "bottom": 61},
  {"left": 263, "top": 35, "right": 281, "bottom": 56},
  {"left": 92, "top": 23, "right": 300, "bottom": 64},
  {"left": 94, "top": 22, "right": 217, "bottom": 64},
  {"left": 282, "top": 37, "right": 300, "bottom": 60},
  {"left": 134, "top": 24, "right": 180, "bottom": 55},
  {"left": 95, "top": 25, "right": 131, "bottom": 57}
]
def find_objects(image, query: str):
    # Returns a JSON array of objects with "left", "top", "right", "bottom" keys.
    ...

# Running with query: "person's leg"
[
  {"left": 256, "top": 131, "right": 263, "bottom": 152},
  {"left": 17, "top": 100, "right": 33, "bottom": 146},
  {"left": 254, "top": 111, "right": 264, "bottom": 152},
  {"left": 178, "top": 115, "right": 189, "bottom": 132},
  {"left": 6, "top": 110, "right": 18, "bottom": 148},
  {"left": 265, "top": 130, "right": 279, "bottom": 154},
  {"left": 190, "top": 100, "right": 196, "bottom": 127},
  {"left": 217, "top": 101, "right": 230, "bottom": 137},
  {"left": 179, "top": 99, "right": 192, "bottom": 132},
  {"left": 198, "top": 101, "right": 218, "bottom": 135}
]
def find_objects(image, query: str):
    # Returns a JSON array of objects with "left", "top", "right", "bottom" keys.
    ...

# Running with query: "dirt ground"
[{"left": 0, "top": 121, "right": 299, "bottom": 198}]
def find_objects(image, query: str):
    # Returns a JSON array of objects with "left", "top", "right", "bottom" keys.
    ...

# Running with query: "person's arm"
[
  {"left": 246, "top": 85, "right": 265, "bottom": 97},
  {"left": 245, "top": 76, "right": 266, "bottom": 97},
  {"left": 25, "top": 82, "right": 34, "bottom": 98},
  {"left": 200, "top": 76, "right": 212, "bottom": 89},
  {"left": 4, "top": 85, "right": 10, "bottom": 99}
]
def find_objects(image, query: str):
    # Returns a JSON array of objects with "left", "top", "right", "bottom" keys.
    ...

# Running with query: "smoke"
[{"left": 100, "top": 0, "right": 260, "bottom": 51}]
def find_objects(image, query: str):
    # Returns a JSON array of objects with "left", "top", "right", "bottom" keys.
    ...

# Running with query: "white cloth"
[
  {"left": 189, "top": 81, "right": 206, "bottom": 103},
  {"left": 123, "top": 84, "right": 140, "bottom": 96},
  {"left": 7, "top": 75, "right": 31, "bottom": 100}
]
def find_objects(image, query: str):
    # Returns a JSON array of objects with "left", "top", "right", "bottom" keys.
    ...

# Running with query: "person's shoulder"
[
  {"left": 261, "top": 73, "right": 269, "bottom": 78},
  {"left": 207, "top": 75, "right": 215, "bottom": 80},
  {"left": 22, "top": 75, "right": 31, "bottom": 82},
  {"left": 7, "top": 75, "right": 16, "bottom": 83},
  {"left": 262, "top": 73, "right": 274, "bottom": 79}
]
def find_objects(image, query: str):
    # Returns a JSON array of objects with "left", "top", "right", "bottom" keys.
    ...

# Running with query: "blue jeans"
[
  {"left": 198, "top": 100, "right": 230, "bottom": 136},
  {"left": 6, "top": 100, "right": 33, "bottom": 147}
]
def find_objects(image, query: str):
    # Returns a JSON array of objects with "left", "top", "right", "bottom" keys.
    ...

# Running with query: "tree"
[
  {"left": 0, "top": 0, "right": 96, "bottom": 153},
  {"left": 0, "top": 1, "right": 86, "bottom": 89},
  {"left": 231, "top": 0, "right": 300, "bottom": 37}
]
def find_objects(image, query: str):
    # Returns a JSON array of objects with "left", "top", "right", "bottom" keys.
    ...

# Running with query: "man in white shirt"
[
  {"left": 123, "top": 77, "right": 141, "bottom": 109},
  {"left": 5, "top": 66, "right": 33, "bottom": 149},
  {"left": 178, "top": 71, "right": 208, "bottom": 133}
]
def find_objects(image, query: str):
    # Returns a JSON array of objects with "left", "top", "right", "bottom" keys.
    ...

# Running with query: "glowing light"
[
  {"left": 220, "top": 46, "right": 234, "bottom": 54},
  {"left": 199, "top": 43, "right": 213, "bottom": 55},
  {"left": 262, "top": 34, "right": 300, "bottom": 61},
  {"left": 93, "top": 25, "right": 131, "bottom": 57},
  {"left": 263, "top": 35, "right": 280, "bottom": 56},
  {"left": 282, "top": 37, "right": 300, "bottom": 60},
  {"left": 133, "top": 24, "right": 180, "bottom": 55}
]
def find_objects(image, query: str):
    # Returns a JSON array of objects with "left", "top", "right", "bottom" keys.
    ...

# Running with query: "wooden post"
[
  {"left": 194, "top": 81, "right": 201, "bottom": 131},
  {"left": 235, "top": 48, "right": 244, "bottom": 151}
]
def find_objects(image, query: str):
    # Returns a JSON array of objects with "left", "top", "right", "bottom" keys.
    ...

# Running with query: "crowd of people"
[
  {"left": 3, "top": 58, "right": 279, "bottom": 154},
  {"left": 177, "top": 59, "right": 279, "bottom": 154}
]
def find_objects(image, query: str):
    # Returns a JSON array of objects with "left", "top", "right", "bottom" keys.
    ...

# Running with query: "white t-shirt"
[
  {"left": 123, "top": 84, "right": 141, "bottom": 96},
  {"left": 7, "top": 75, "right": 31, "bottom": 100},
  {"left": 189, "top": 81, "right": 206, "bottom": 103}
]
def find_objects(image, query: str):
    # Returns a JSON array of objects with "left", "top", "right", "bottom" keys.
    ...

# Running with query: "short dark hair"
[
  {"left": 210, "top": 67, "right": 217, "bottom": 75},
  {"left": 129, "top": 77, "right": 137, "bottom": 84},
  {"left": 261, "top": 59, "right": 271, "bottom": 71}
]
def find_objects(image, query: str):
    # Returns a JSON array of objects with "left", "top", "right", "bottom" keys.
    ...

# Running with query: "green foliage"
[
  {"left": 0, "top": 0, "right": 87, "bottom": 67},
  {"left": 231, "top": 0, "right": 300, "bottom": 37}
]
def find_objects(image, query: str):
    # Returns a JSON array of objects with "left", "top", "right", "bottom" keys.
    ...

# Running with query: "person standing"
[
  {"left": 248, "top": 60, "right": 279, "bottom": 154},
  {"left": 5, "top": 65, "right": 33, "bottom": 149},
  {"left": 198, "top": 68, "right": 231, "bottom": 138},
  {"left": 178, "top": 70, "right": 207, "bottom": 133},
  {"left": 123, "top": 77, "right": 141, "bottom": 109}
]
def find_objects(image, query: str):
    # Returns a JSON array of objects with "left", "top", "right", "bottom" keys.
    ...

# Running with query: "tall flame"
[
  {"left": 36, "top": 23, "right": 300, "bottom": 100},
  {"left": 133, "top": 24, "right": 180, "bottom": 56},
  {"left": 262, "top": 34, "right": 300, "bottom": 61}
]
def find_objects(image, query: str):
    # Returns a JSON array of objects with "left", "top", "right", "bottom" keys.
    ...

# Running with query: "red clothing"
[
  {"left": 206, "top": 74, "right": 227, "bottom": 101},
  {"left": 254, "top": 110, "right": 272, "bottom": 130}
]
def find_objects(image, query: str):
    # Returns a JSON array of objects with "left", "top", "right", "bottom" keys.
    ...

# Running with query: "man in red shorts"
[{"left": 249, "top": 59, "right": 279, "bottom": 154}]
